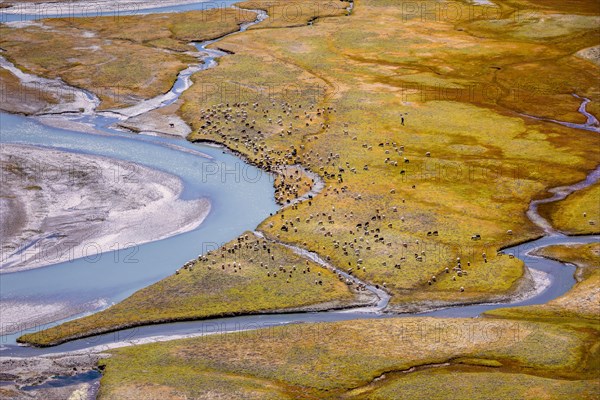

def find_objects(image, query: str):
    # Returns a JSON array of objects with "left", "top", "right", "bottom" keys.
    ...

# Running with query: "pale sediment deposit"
[
  {"left": 576, "top": 44, "right": 600, "bottom": 66},
  {"left": 0, "top": 143, "right": 211, "bottom": 273},
  {"left": 116, "top": 103, "right": 192, "bottom": 138},
  {"left": 0, "top": 55, "right": 99, "bottom": 115},
  {"left": 0, "top": 0, "right": 207, "bottom": 15}
]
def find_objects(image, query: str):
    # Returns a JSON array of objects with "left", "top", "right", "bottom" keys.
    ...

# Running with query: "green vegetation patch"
[
  {"left": 538, "top": 184, "right": 600, "bottom": 235},
  {"left": 97, "top": 317, "right": 598, "bottom": 399},
  {"left": 0, "top": 8, "right": 256, "bottom": 109},
  {"left": 182, "top": 0, "right": 599, "bottom": 308},
  {"left": 18, "top": 232, "right": 358, "bottom": 347}
]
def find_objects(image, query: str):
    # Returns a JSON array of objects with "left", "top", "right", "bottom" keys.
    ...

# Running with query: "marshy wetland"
[{"left": 0, "top": 0, "right": 599, "bottom": 399}]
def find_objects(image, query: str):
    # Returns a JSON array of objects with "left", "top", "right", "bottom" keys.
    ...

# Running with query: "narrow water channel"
[{"left": 0, "top": 1, "right": 598, "bottom": 365}]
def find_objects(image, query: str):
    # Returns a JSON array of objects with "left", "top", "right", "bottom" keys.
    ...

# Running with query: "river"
[
  {"left": 0, "top": 1, "right": 277, "bottom": 348},
  {"left": 0, "top": 0, "right": 598, "bottom": 362}
]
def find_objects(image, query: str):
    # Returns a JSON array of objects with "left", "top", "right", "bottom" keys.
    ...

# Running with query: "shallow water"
[
  {"left": 21, "top": 369, "right": 101, "bottom": 392},
  {"left": 0, "top": 111, "right": 278, "bottom": 345},
  {"left": 0, "top": 1, "right": 241, "bottom": 23},
  {"left": 522, "top": 95, "right": 600, "bottom": 134},
  {"left": 2, "top": 232, "right": 597, "bottom": 358},
  {"left": 110, "top": 7, "right": 266, "bottom": 119},
  {"left": 0, "top": 0, "right": 598, "bottom": 360},
  {"left": 0, "top": 0, "right": 277, "bottom": 350}
]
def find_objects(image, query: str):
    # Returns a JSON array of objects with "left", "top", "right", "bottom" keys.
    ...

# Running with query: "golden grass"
[
  {"left": 0, "top": 8, "right": 256, "bottom": 109},
  {"left": 538, "top": 184, "right": 600, "bottom": 235},
  {"left": 18, "top": 232, "right": 360, "bottom": 347},
  {"left": 95, "top": 238, "right": 600, "bottom": 399},
  {"left": 487, "top": 243, "right": 600, "bottom": 321},
  {"left": 182, "top": 0, "right": 600, "bottom": 307},
  {"left": 12, "top": 0, "right": 600, "bottom": 357},
  {"left": 97, "top": 317, "right": 599, "bottom": 399},
  {"left": 94, "top": 238, "right": 600, "bottom": 398},
  {"left": 5, "top": 2, "right": 594, "bottom": 397},
  {"left": 4, "top": 0, "right": 597, "bottom": 308}
]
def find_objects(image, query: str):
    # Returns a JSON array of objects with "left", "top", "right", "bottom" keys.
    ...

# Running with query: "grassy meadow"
[
  {"left": 17, "top": 232, "right": 363, "bottom": 347},
  {"left": 3, "top": 0, "right": 599, "bottom": 398},
  {"left": 97, "top": 314, "right": 599, "bottom": 399},
  {"left": 14, "top": 0, "right": 600, "bottom": 345},
  {"left": 182, "top": 0, "right": 600, "bottom": 308},
  {"left": 538, "top": 184, "right": 600, "bottom": 235},
  {"left": 94, "top": 241, "right": 600, "bottom": 399},
  {"left": 0, "top": 8, "right": 256, "bottom": 109}
]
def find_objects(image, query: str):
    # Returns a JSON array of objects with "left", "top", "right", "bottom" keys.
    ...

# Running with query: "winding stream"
[
  {"left": 522, "top": 94, "right": 600, "bottom": 133},
  {"left": 0, "top": 0, "right": 598, "bottom": 365},
  {"left": 2, "top": 94, "right": 598, "bottom": 359},
  {"left": 109, "top": 7, "right": 267, "bottom": 120},
  {"left": 0, "top": 1, "right": 243, "bottom": 23},
  {"left": 1, "top": 2, "right": 274, "bottom": 349}
]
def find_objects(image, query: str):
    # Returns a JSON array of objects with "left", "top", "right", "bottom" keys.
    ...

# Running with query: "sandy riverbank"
[
  {"left": 0, "top": 143, "right": 211, "bottom": 273},
  {"left": 0, "top": 55, "right": 99, "bottom": 115},
  {"left": 0, "top": 0, "right": 209, "bottom": 15},
  {"left": 116, "top": 103, "right": 192, "bottom": 138},
  {"left": 384, "top": 266, "right": 551, "bottom": 314}
]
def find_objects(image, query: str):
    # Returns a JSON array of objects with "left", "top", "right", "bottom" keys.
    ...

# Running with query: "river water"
[
  {"left": 0, "top": 1, "right": 278, "bottom": 348},
  {"left": 0, "top": 0, "right": 598, "bottom": 360},
  {"left": 0, "top": 112, "right": 278, "bottom": 346},
  {"left": 0, "top": 1, "right": 242, "bottom": 23}
]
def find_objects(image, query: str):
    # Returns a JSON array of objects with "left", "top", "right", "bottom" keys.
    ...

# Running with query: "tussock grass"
[
  {"left": 184, "top": 0, "right": 600, "bottom": 307},
  {"left": 97, "top": 317, "right": 599, "bottom": 399},
  {"left": 538, "top": 184, "right": 600, "bottom": 235},
  {"left": 18, "top": 232, "right": 358, "bottom": 347},
  {"left": 0, "top": 9, "right": 256, "bottom": 108}
]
